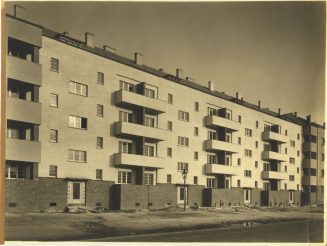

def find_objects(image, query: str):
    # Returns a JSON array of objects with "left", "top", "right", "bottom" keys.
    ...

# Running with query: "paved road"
[{"left": 94, "top": 219, "right": 324, "bottom": 242}]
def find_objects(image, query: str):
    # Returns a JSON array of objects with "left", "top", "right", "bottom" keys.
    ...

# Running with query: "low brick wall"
[
  {"left": 188, "top": 185, "right": 205, "bottom": 207},
  {"left": 302, "top": 191, "right": 323, "bottom": 206},
  {"left": 111, "top": 183, "right": 178, "bottom": 210},
  {"left": 5, "top": 178, "right": 67, "bottom": 213},
  {"left": 261, "top": 190, "right": 289, "bottom": 207},
  {"left": 294, "top": 190, "right": 301, "bottom": 206},
  {"left": 251, "top": 188, "right": 262, "bottom": 206},
  {"left": 86, "top": 180, "right": 115, "bottom": 209}
]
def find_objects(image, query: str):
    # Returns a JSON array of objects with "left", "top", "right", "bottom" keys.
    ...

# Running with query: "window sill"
[
  {"left": 68, "top": 126, "right": 87, "bottom": 130},
  {"left": 96, "top": 147, "right": 103, "bottom": 149},
  {"left": 67, "top": 160, "right": 87, "bottom": 163},
  {"left": 50, "top": 69, "right": 59, "bottom": 73},
  {"left": 50, "top": 105, "right": 59, "bottom": 108},
  {"left": 69, "top": 92, "right": 88, "bottom": 97},
  {"left": 49, "top": 140, "right": 58, "bottom": 143},
  {"left": 97, "top": 82, "right": 104, "bottom": 85},
  {"left": 96, "top": 114, "right": 104, "bottom": 117}
]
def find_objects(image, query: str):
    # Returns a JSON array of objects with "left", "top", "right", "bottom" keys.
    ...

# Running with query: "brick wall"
[
  {"left": 251, "top": 188, "right": 261, "bottom": 206},
  {"left": 264, "top": 190, "right": 289, "bottom": 207},
  {"left": 86, "top": 180, "right": 115, "bottom": 209},
  {"left": 188, "top": 185, "right": 205, "bottom": 207},
  {"left": 5, "top": 178, "right": 67, "bottom": 213},
  {"left": 209, "top": 188, "right": 243, "bottom": 207},
  {"left": 294, "top": 190, "right": 301, "bottom": 206}
]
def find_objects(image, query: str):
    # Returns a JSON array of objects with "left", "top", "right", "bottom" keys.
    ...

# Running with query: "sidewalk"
[{"left": 5, "top": 206, "right": 324, "bottom": 241}]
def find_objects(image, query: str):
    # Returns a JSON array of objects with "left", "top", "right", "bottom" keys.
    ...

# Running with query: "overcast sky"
[{"left": 6, "top": 1, "right": 325, "bottom": 124}]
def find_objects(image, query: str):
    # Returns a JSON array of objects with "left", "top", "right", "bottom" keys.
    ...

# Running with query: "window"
[
  {"left": 284, "top": 184, "right": 287, "bottom": 190},
  {"left": 144, "top": 173, "right": 154, "bottom": 185},
  {"left": 297, "top": 167, "right": 299, "bottom": 174},
  {"left": 50, "top": 129, "right": 58, "bottom": 143},
  {"left": 69, "top": 116, "right": 87, "bottom": 129},
  {"left": 144, "top": 88, "right": 155, "bottom": 98},
  {"left": 119, "top": 111, "right": 133, "bottom": 122},
  {"left": 167, "top": 174, "right": 172, "bottom": 183},
  {"left": 68, "top": 149, "right": 86, "bottom": 162},
  {"left": 194, "top": 127, "right": 199, "bottom": 136},
  {"left": 322, "top": 170, "right": 324, "bottom": 177},
  {"left": 177, "top": 162, "right": 188, "bottom": 171},
  {"left": 290, "top": 140, "right": 295, "bottom": 147},
  {"left": 97, "top": 72, "right": 104, "bottom": 84},
  {"left": 194, "top": 176, "right": 198, "bottom": 185},
  {"left": 311, "top": 152, "right": 317, "bottom": 160},
  {"left": 297, "top": 184, "right": 300, "bottom": 190},
  {"left": 168, "top": 94, "right": 173, "bottom": 104},
  {"left": 97, "top": 104, "right": 104, "bottom": 117},
  {"left": 297, "top": 133, "right": 300, "bottom": 140},
  {"left": 285, "top": 148, "right": 288, "bottom": 154},
  {"left": 255, "top": 181, "right": 258, "bottom": 188},
  {"left": 208, "top": 154, "right": 217, "bottom": 164},
  {"left": 50, "top": 57, "right": 59, "bottom": 72},
  {"left": 245, "top": 149, "right": 252, "bottom": 157},
  {"left": 238, "top": 137, "right": 241, "bottom": 145},
  {"left": 96, "top": 169, "right": 103, "bottom": 180},
  {"left": 238, "top": 115, "right": 242, "bottom": 123},
  {"left": 237, "top": 158, "right": 241, "bottom": 166},
  {"left": 322, "top": 153, "right": 324, "bottom": 161},
  {"left": 178, "top": 136, "right": 189, "bottom": 147},
  {"left": 263, "top": 163, "right": 270, "bottom": 171},
  {"left": 178, "top": 110, "right": 189, "bottom": 122},
  {"left": 284, "top": 165, "right": 287, "bottom": 172},
  {"left": 297, "top": 151, "right": 300, "bottom": 157},
  {"left": 194, "top": 151, "right": 199, "bottom": 160},
  {"left": 285, "top": 130, "right": 288, "bottom": 136},
  {"left": 290, "top": 157, "right": 295, "bottom": 164},
  {"left": 120, "top": 80, "right": 134, "bottom": 91},
  {"left": 263, "top": 182, "right": 270, "bottom": 191},
  {"left": 255, "top": 141, "right": 258, "bottom": 148},
  {"left": 245, "top": 128, "right": 252, "bottom": 137},
  {"left": 289, "top": 175, "right": 295, "bottom": 181},
  {"left": 194, "top": 102, "right": 199, "bottom": 111},
  {"left": 118, "top": 171, "right": 132, "bottom": 184},
  {"left": 50, "top": 93, "right": 58, "bottom": 107},
  {"left": 264, "top": 144, "right": 270, "bottom": 151},
  {"left": 49, "top": 165, "right": 57, "bottom": 177},
  {"left": 256, "top": 121, "right": 259, "bottom": 128},
  {"left": 119, "top": 141, "right": 133, "bottom": 154},
  {"left": 144, "top": 144, "right": 155, "bottom": 157},
  {"left": 145, "top": 116, "right": 155, "bottom": 127},
  {"left": 167, "top": 121, "right": 173, "bottom": 131},
  {"left": 322, "top": 138, "right": 325, "bottom": 145},
  {"left": 244, "top": 170, "right": 252, "bottom": 177},
  {"left": 167, "top": 148, "right": 172, "bottom": 157},
  {"left": 69, "top": 81, "right": 88, "bottom": 96},
  {"left": 208, "top": 107, "right": 217, "bottom": 116},
  {"left": 264, "top": 124, "right": 271, "bottom": 132},
  {"left": 207, "top": 178, "right": 215, "bottom": 188},
  {"left": 208, "top": 131, "right": 217, "bottom": 140},
  {"left": 237, "top": 180, "right": 241, "bottom": 187},
  {"left": 97, "top": 137, "right": 103, "bottom": 149},
  {"left": 255, "top": 161, "right": 258, "bottom": 168}
]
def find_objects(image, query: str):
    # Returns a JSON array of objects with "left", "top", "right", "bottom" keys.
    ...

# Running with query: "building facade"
[{"left": 5, "top": 14, "right": 324, "bottom": 212}]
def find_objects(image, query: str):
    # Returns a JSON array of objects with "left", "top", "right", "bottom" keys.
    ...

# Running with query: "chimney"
[
  {"left": 103, "top": 45, "right": 116, "bottom": 53},
  {"left": 14, "top": 4, "right": 26, "bottom": 18},
  {"left": 158, "top": 68, "right": 164, "bottom": 72},
  {"left": 176, "top": 69, "right": 184, "bottom": 79},
  {"left": 134, "top": 52, "right": 143, "bottom": 65},
  {"left": 241, "top": 97, "right": 244, "bottom": 101},
  {"left": 278, "top": 108, "right": 281, "bottom": 115},
  {"left": 186, "top": 77, "right": 195, "bottom": 82},
  {"left": 208, "top": 81, "right": 215, "bottom": 91},
  {"left": 62, "top": 31, "right": 70, "bottom": 36},
  {"left": 236, "top": 92, "right": 239, "bottom": 99},
  {"left": 85, "top": 32, "right": 95, "bottom": 47},
  {"left": 258, "top": 100, "right": 261, "bottom": 108},
  {"left": 307, "top": 115, "right": 311, "bottom": 123},
  {"left": 294, "top": 112, "right": 297, "bottom": 117}
]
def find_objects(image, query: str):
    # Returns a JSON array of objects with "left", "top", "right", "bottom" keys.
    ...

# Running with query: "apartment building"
[{"left": 5, "top": 13, "right": 324, "bottom": 212}]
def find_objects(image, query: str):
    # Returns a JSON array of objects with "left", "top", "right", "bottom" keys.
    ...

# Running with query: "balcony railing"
[
  {"left": 114, "top": 121, "right": 166, "bottom": 141},
  {"left": 204, "top": 163, "right": 239, "bottom": 175},
  {"left": 302, "top": 176, "right": 317, "bottom": 186},
  {"left": 115, "top": 89, "right": 166, "bottom": 114},
  {"left": 262, "top": 131, "right": 288, "bottom": 143},
  {"left": 6, "top": 138, "right": 41, "bottom": 163},
  {"left": 261, "top": 171, "right": 288, "bottom": 180},
  {"left": 6, "top": 97, "right": 41, "bottom": 124},
  {"left": 205, "top": 139, "right": 241, "bottom": 153},
  {"left": 302, "top": 159, "right": 318, "bottom": 169},
  {"left": 262, "top": 150, "right": 288, "bottom": 162},
  {"left": 113, "top": 152, "right": 165, "bottom": 169},
  {"left": 204, "top": 115, "right": 241, "bottom": 131},
  {"left": 302, "top": 142, "right": 317, "bottom": 152}
]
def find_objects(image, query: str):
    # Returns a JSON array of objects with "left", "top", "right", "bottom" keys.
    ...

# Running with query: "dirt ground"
[{"left": 4, "top": 206, "right": 324, "bottom": 241}]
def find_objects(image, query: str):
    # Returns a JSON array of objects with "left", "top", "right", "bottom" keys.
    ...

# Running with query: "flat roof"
[{"left": 6, "top": 14, "right": 324, "bottom": 129}]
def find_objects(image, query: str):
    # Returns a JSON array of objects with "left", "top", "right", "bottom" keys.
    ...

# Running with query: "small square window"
[
  {"left": 255, "top": 161, "right": 258, "bottom": 168},
  {"left": 237, "top": 180, "right": 241, "bottom": 187},
  {"left": 50, "top": 93, "right": 58, "bottom": 107},
  {"left": 96, "top": 169, "right": 103, "bottom": 180},
  {"left": 49, "top": 165, "right": 57, "bottom": 177},
  {"left": 50, "top": 57, "right": 59, "bottom": 72},
  {"left": 97, "top": 104, "right": 104, "bottom": 117},
  {"left": 238, "top": 115, "right": 242, "bottom": 123},
  {"left": 256, "top": 121, "right": 259, "bottom": 128},
  {"left": 194, "top": 127, "right": 199, "bottom": 136},
  {"left": 97, "top": 72, "right": 104, "bottom": 84},
  {"left": 255, "top": 181, "right": 258, "bottom": 188},
  {"left": 167, "top": 121, "right": 173, "bottom": 131},
  {"left": 167, "top": 174, "right": 172, "bottom": 183},
  {"left": 50, "top": 129, "right": 58, "bottom": 143},
  {"left": 194, "top": 102, "right": 199, "bottom": 111},
  {"left": 238, "top": 137, "right": 241, "bottom": 145},
  {"left": 97, "top": 137, "right": 103, "bottom": 148},
  {"left": 194, "top": 176, "right": 198, "bottom": 185},
  {"left": 167, "top": 148, "right": 172, "bottom": 157},
  {"left": 168, "top": 94, "right": 173, "bottom": 104},
  {"left": 194, "top": 151, "right": 199, "bottom": 160},
  {"left": 255, "top": 141, "right": 258, "bottom": 148}
]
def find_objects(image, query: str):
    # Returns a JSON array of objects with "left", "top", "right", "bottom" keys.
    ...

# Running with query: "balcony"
[
  {"left": 302, "top": 176, "right": 317, "bottom": 186},
  {"left": 262, "top": 131, "right": 288, "bottom": 143},
  {"left": 6, "top": 138, "right": 41, "bottom": 163},
  {"left": 115, "top": 90, "right": 166, "bottom": 114},
  {"left": 262, "top": 171, "right": 288, "bottom": 180},
  {"left": 262, "top": 150, "right": 288, "bottom": 162},
  {"left": 205, "top": 139, "right": 241, "bottom": 153},
  {"left": 303, "top": 126, "right": 316, "bottom": 136},
  {"left": 6, "top": 97, "right": 41, "bottom": 124},
  {"left": 302, "top": 159, "right": 318, "bottom": 169},
  {"left": 204, "top": 115, "right": 241, "bottom": 131},
  {"left": 113, "top": 153, "right": 165, "bottom": 169},
  {"left": 114, "top": 121, "right": 166, "bottom": 142},
  {"left": 7, "top": 56, "right": 42, "bottom": 86},
  {"left": 204, "top": 164, "right": 239, "bottom": 175},
  {"left": 302, "top": 142, "right": 317, "bottom": 152}
]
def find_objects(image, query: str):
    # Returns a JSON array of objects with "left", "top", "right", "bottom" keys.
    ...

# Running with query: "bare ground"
[{"left": 4, "top": 206, "right": 324, "bottom": 241}]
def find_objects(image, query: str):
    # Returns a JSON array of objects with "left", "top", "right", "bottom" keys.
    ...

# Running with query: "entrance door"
[
  {"left": 177, "top": 186, "right": 188, "bottom": 204},
  {"left": 289, "top": 191, "right": 294, "bottom": 204},
  {"left": 68, "top": 181, "right": 85, "bottom": 205},
  {"left": 244, "top": 189, "right": 251, "bottom": 204}
]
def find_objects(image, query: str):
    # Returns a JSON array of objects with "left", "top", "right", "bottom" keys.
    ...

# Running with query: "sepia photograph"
[{"left": 1, "top": 0, "right": 325, "bottom": 244}]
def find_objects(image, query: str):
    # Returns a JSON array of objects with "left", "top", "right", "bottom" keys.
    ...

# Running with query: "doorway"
[
  {"left": 244, "top": 188, "right": 251, "bottom": 204},
  {"left": 68, "top": 181, "right": 85, "bottom": 205},
  {"left": 177, "top": 186, "right": 188, "bottom": 205}
]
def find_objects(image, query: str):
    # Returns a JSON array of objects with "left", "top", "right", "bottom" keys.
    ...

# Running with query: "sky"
[{"left": 5, "top": 1, "right": 326, "bottom": 124}]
